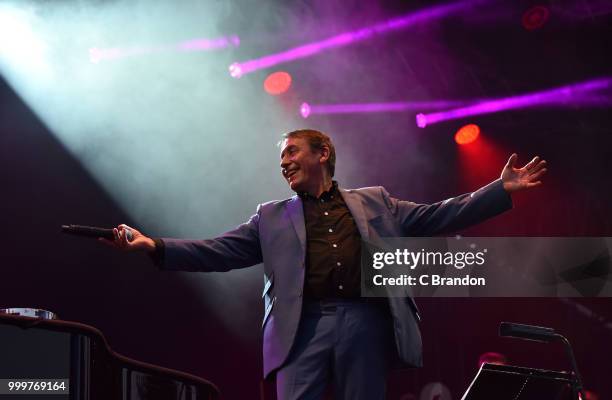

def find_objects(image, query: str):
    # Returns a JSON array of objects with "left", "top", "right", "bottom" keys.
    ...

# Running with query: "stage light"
[
  {"left": 456, "top": 135, "right": 505, "bottom": 189},
  {"left": 299, "top": 101, "right": 468, "bottom": 120},
  {"left": 478, "top": 352, "right": 507, "bottom": 367},
  {"left": 229, "top": 0, "right": 485, "bottom": 77},
  {"left": 0, "top": 4, "right": 50, "bottom": 78},
  {"left": 264, "top": 71, "right": 292, "bottom": 95},
  {"left": 416, "top": 113, "right": 427, "bottom": 128},
  {"left": 416, "top": 77, "right": 612, "bottom": 127},
  {"left": 229, "top": 62, "right": 243, "bottom": 78},
  {"left": 1, "top": 0, "right": 289, "bottom": 341},
  {"left": 455, "top": 124, "right": 480, "bottom": 145},
  {"left": 89, "top": 35, "right": 240, "bottom": 64},
  {"left": 300, "top": 102, "right": 311, "bottom": 119},
  {"left": 522, "top": 5, "right": 550, "bottom": 31},
  {"left": 178, "top": 35, "right": 240, "bottom": 51},
  {"left": 89, "top": 47, "right": 123, "bottom": 63}
]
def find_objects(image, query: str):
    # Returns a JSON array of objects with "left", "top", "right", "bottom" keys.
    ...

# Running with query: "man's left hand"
[{"left": 501, "top": 153, "right": 547, "bottom": 193}]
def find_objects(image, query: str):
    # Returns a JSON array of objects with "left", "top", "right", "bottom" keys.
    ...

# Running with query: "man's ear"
[{"left": 319, "top": 145, "right": 330, "bottom": 164}]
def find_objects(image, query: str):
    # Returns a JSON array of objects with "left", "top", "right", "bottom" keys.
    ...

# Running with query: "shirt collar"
[{"left": 299, "top": 181, "right": 339, "bottom": 201}]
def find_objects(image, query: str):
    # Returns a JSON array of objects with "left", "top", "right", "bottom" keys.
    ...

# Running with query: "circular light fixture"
[
  {"left": 455, "top": 124, "right": 480, "bottom": 145},
  {"left": 416, "top": 113, "right": 427, "bottom": 128},
  {"left": 522, "top": 5, "right": 550, "bottom": 31},
  {"left": 229, "top": 62, "right": 243, "bottom": 78},
  {"left": 264, "top": 71, "right": 292, "bottom": 95}
]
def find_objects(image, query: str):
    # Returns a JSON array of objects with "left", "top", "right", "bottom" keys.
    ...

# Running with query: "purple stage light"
[
  {"left": 89, "top": 47, "right": 125, "bottom": 63},
  {"left": 415, "top": 77, "right": 612, "bottom": 128},
  {"left": 89, "top": 35, "right": 239, "bottom": 63},
  {"left": 299, "top": 100, "right": 467, "bottom": 119},
  {"left": 229, "top": 62, "right": 243, "bottom": 78},
  {"left": 300, "top": 103, "right": 311, "bottom": 118},
  {"left": 416, "top": 113, "right": 427, "bottom": 128},
  {"left": 230, "top": 0, "right": 485, "bottom": 78},
  {"left": 178, "top": 35, "right": 240, "bottom": 51}
]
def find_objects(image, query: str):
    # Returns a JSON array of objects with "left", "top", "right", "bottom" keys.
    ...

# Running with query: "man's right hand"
[{"left": 100, "top": 224, "right": 156, "bottom": 252}]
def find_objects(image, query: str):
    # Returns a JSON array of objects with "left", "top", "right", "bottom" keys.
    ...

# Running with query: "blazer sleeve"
[
  {"left": 158, "top": 205, "right": 263, "bottom": 272},
  {"left": 381, "top": 179, "right": 513, "bottom": 236}
]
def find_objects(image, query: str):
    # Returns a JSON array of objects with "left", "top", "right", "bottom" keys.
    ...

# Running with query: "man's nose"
[{"left": 280, "top": 157, "right": 290, "bottom": 170}]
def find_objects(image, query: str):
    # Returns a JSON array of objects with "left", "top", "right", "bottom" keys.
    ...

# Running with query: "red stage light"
[
  {"left": 455, "top": 124, "right": 480, "bottom": 145},
  {"left": 478, "top": 352, "right": 508, "bottom": 368},
  {"left": 264, "top": 71, "right": 292, "bottom": 95},
  {"left": 522, "top": 5, "right": 550, "bottom": 31}
]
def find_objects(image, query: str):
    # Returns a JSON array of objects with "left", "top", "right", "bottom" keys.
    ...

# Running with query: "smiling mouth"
[{"left": 285, "top": 169, "right": 299, "bottom": 179}]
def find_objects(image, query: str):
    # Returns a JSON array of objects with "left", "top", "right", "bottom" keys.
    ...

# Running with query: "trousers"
[{"left": 276, "top": 299, "right": 394, "bottom": 400}]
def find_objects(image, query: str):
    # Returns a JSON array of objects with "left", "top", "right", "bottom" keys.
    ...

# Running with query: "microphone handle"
[{"left": 61, "top": 225, "right": 127, "bottom": 240}]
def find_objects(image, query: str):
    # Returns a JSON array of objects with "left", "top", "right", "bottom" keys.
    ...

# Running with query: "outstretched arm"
[
  {"left": 385, "top": 180, "right": 512, "bottom": 236},
  {"left": 102, "top": 208, "right": 263, "bottom": 272},
  {"left": 161, "top": 212, "right": 262, "bottom": 272},
  {"left": 384, "top": 154, "right": 547, "bottom": 236}
]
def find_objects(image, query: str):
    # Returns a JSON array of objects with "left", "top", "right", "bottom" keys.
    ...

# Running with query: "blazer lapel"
[
  {"left": 286, "top": 195, "right": 307, "bottom": 256},
  {"left": 339, "top": 188, "right": 370, "bottom": 240}
]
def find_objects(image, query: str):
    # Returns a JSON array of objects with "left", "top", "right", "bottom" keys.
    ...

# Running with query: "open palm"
[{"left": 501, "top": 154, "right": 547, "bottom": 193}]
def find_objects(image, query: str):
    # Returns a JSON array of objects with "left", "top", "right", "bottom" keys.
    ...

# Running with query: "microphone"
[
  {"left": 61, "top": 225, "right": 133, "bottom": 241},
  {"left": 499, "top": 322, "right": 586, "bottom": 399},
  {"left": 499, "top": 322, "right": 557, "bottom": 343}
]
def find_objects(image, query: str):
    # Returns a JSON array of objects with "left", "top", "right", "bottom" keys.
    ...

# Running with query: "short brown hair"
[{"left": 281, "top": 129, "right": 336, "bottom": 177}]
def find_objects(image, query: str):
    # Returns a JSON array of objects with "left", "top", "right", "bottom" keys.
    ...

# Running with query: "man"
[{"left": 108, "top": 129, "right": 546, "bottom": 400}]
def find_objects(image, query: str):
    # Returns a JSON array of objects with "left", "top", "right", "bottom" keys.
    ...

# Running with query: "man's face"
[{"left": 280, "top": 137, "right": 326, "bottom": 192}]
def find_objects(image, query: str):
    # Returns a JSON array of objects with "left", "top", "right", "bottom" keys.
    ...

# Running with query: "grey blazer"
[{"left": 161, "top": 179, "right": 512, "bottom": 377}]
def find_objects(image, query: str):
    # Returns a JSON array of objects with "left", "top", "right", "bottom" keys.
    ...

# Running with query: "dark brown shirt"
[{"left": 300, "top": 182, "right": 362, "bottom": 299}]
